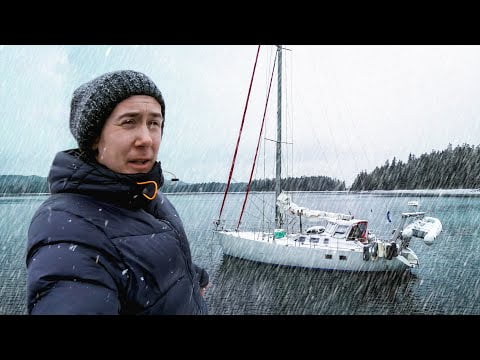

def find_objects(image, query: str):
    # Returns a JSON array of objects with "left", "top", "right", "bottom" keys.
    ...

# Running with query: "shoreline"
[{"left": 2, "top": 189, "right": 480, "bottom": 198}]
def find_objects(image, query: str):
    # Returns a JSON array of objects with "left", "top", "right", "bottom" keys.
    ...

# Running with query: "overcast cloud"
[{"left": 1, "top": 45, "right": 479, "bottom": 187}]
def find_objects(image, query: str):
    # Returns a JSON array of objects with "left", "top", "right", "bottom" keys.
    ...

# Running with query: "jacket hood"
[{"left": 48, "top": 149, "right": 164, "bottom": 209}]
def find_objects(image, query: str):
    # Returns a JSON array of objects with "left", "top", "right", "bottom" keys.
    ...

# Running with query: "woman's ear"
[
  {"left": 91, "top": 138, "right": 100, "bottom": 157},
  {"left": 92, "top": 138, "right": 99, "bottom": 151}
]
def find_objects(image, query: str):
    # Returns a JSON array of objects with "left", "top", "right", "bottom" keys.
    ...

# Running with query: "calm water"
[{"left": 1, "top": 192, "right": 479, "bottom": 315}]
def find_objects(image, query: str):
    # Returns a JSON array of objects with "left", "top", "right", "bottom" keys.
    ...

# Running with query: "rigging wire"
[
  {"left": 262, "top": 47, "right": 273, "bottom": 234},
  {"left": 217, "top": 45, "right": 261, "bottom": 223},
  {"left": 285, "top": 47, "right": 289, "bottom": 192},
  {"left": 289, "top": 48, "right": 295, "bottom": 194},
  {"left": 237, "top": 51, "right": 278, "bottom": 230},
  {"left": 262, "top": 47, "right": 277, "bottom": 234},
  {"left": 283, "top": 49, "right": 289, "bottom": 233}
]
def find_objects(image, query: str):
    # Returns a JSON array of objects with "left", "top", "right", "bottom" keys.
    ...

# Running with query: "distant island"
[
  {"left": 0, "top": 174, "right": 346, "bottom": 195},
  {"left": 350, "top": 143, "right": 480, "bottom": 190},
  {"left": 2, "top": 143, "right": 478, "bottom": 195},
  {"left": 0, "top": 175, "right": 49, "bottom": 194},
  {"left": 161, "top": 175, "right": 346, "bottom": 193}
]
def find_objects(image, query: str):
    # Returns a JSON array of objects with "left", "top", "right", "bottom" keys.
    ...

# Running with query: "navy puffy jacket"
[{"left": 26, "top": 149, "right": 208, "bottom": 315}]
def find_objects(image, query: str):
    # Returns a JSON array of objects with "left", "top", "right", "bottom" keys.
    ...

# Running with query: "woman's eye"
[{"left": 122, "top": 119, "right": 135, "bottom": 126}]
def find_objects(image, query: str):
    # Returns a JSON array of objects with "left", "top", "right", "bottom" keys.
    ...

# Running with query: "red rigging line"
[
  {"left": 237, "top": 53, "right": 277, "bottom": 230},
  {"left": 218, "top": 45, "right": 261, "bottom": 222}
]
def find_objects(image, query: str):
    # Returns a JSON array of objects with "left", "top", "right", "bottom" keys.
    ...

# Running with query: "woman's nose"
[{"left": 134, "top": 124, "right": 153, "bottom": 147}]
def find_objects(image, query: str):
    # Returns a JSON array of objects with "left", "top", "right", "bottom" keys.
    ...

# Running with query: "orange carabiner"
[{"left": 136, "top": 180, "right": 159, "bottom": 200}]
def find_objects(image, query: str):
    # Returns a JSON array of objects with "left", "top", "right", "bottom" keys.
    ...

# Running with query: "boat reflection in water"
[{"left": 208, "top": 255, "right": 421, "bottom": 315}]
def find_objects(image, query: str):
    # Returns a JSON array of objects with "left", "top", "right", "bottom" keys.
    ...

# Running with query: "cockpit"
[{"left": 323, "top": 220, "right": 369, "bottom": 242}]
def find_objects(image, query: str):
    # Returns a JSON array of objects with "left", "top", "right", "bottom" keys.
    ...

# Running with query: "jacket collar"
[{"left": 48, "top": 149, "right": 165, "bottom": 209}]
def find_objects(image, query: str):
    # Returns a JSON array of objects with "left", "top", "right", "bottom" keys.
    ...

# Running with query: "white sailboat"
[{"left": 214, "top": 45, "right": 442, "bottom": 272}]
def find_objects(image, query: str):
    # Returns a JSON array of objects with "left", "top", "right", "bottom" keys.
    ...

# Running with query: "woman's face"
[{"left": 93, "top": 95, "right": 163, "bottom": 174}]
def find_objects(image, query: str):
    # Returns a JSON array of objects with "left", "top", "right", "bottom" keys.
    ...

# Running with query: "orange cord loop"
[{"left": 136, "top": 181, "right": 158, "bottom": 200}]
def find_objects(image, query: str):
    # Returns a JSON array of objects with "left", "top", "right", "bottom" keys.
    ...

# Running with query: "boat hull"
[{"left": 216, "top": 231, "right": 415, "bottom": 272}]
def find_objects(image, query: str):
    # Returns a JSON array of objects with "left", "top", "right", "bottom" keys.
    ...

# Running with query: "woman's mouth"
[
  {"left": 127, "top": 159, "right": 152, "bottom": 172},
  {"left": 130, "top": 160, "right": 150, "bottom": 165}
]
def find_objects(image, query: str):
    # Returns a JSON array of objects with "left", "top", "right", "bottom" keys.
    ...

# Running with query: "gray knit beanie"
[{"left": 70, "top": 70, "right": 165, "bottom": 153}]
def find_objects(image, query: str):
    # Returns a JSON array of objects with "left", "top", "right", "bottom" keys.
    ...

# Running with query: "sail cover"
[{"left": 277, "top": 192, "right": 354, "bottom": 221}]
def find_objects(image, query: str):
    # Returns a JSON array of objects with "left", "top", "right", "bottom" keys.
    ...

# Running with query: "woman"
[{"left": 26, "top": 70, "right": 209, "bottom": 315}]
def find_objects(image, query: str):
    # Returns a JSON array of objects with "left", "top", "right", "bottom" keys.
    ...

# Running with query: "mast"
[{"left": 275, "top": 45, "right": 283, "bottom": 228}]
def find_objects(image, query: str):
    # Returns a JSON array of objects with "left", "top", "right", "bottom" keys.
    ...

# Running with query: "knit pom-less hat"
[{"left": 70, "top": 70, "right": 165, "bottom": 152}]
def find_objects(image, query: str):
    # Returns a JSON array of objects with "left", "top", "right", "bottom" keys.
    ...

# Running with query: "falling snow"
[{"left": 2, "top": 46, "right": 480, "bottom": 315}]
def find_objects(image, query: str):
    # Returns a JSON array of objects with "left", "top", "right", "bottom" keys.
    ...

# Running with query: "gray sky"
[{"left": 1, "top": 45, "right": 480, "bottom": 187}]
